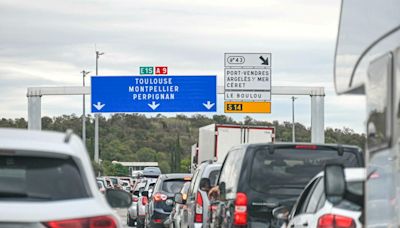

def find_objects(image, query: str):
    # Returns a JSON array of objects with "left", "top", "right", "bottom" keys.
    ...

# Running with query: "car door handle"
[
  {"left": 290, "top": 224, "right": 295, "bottom": 228},
  {"left": 302, "top": 222, "right": 308, "bottom": 227}
]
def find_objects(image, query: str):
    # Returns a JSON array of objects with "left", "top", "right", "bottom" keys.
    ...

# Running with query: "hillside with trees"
[{"left": 0, "top": 114, "right": 365, "bottom": 175}]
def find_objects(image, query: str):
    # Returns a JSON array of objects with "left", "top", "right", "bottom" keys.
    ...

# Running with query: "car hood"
[{"left": 0, "top": 198, "right": 119, "bottom": 223}]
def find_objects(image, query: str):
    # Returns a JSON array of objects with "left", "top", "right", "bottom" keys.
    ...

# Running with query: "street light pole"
[
  {"left": 81, "top": 70, "right": 90, "bottom": 146},
  {"left": 291, "top": 96, "right": 297, "bottom": 142},
  {"left": 95, "top": 51, "right": 104, "bottom": 163}
]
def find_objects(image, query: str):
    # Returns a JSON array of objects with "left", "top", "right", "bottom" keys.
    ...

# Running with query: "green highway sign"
[{"left": 140, "top": 66, "right": 154, "bottom": 75}]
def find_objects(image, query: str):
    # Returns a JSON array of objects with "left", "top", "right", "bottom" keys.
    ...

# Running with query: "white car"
[
  {"left": 275, "top": 168, "right": 365, "bottom": 228},
  {"left": 0, "top": 128, "right": 131, "bottom": 227}
]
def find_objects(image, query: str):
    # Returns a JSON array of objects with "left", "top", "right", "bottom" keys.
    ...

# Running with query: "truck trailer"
[{"left": 191, "top": 124, "right": 275, "bottom": 171}]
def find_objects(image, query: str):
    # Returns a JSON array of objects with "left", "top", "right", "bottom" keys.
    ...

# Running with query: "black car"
[
  {"left": 145, "top": 173, "right": 193, "bottom": 228},
  {"left": 209, "top": 143, "right": 364, "bottom": 228}
]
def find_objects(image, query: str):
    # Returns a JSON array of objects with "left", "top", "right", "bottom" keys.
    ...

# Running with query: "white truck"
[{"left": 191, "top": 124, "right": 275, "bottom": 171}]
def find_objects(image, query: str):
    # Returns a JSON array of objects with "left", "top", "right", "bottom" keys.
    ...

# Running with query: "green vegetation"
[{"left": 0, "top": 114, "right": 366, "bottom": 174}]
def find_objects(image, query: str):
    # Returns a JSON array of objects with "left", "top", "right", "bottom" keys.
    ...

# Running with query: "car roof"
[
  {"left": 0, "top": 128, "right": 85, "bottom": 158},
  {"left": 230, "top": 142, "right": 362, "bottom": 151},
  {"left": 315, "top": 167, "right": 365, "bottom": 182}
]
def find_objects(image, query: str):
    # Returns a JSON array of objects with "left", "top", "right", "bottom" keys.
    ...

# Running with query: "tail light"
[
  {"left": 153, "top": 193, "right": 168, "bottom": 202},
  {"left": 234, "top": 192, "right": 247, "bottom": 226},
  {"left": 318, "top": 214, "right": 355, "bottom": 228},
  {"left": 195, "top": 191, "right": 203, "bottom": 223},
  {"left": 142, "top": 196, "right": 148, "bottom": 205},
  {"left": 153, "top": 219, "right": 162, "bottom": 223},
  {"left": 132, "top": 197, "right": 139, "bottom": 202},
  {"left": 44, "top": 215, "right": 117, "bottom": 228}
]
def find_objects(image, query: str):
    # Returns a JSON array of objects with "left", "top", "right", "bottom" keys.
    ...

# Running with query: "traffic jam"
[{"left": 1, "top": 0, "right": 399, "bottom": 228}]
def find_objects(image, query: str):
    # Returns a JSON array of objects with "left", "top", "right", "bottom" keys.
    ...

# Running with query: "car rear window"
[
  {"left": 249, "top": 147, "right": 360, "bottom": 194},
  {"left": 162, "top": 179, "right": 185, "bottom": 193},
  {"left": 0, "top": 156, "right": 89, "bottom": 201}
]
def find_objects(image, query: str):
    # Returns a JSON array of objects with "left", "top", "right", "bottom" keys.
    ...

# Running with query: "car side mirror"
[
  {"left": 105, "top": 189, "right": 132, "bottom": 208},
  {"left": 133, "top": 191, "right": 140, "bottom": 196},
  {"left": 325, "top": 164, "right": 346, "bottom": 205},
  {"left": 200, "top": 178, "right": 211, "bottom": 191},
  {"left": 219, "top": 182, "right": 226, "bottom": 201},
  {"left": 174, "top": 193, "right": 184, "bottom": 204},
  {"left": 272, "top": 206, "right": 289, "bottom": 221}
]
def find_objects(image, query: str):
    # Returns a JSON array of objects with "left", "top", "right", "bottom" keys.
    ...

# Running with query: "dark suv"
[
  {"left": 209, "top": 143, "right": 363, "bottom": 228},
  {"left": 145, "top": 173, "right": 193, "bottom": 228}
]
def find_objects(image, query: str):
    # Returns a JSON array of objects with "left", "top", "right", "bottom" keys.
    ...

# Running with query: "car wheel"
[
  {"left": 137, "top": 219, "right": 144, "bottom": 228},
  {"left": 127, "top": 214, "right": 135, "bottom": 227}
]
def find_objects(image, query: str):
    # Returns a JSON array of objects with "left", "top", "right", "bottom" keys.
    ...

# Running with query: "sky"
[{"left": 0, "top": 0, "right": 366, "bottom": 133}]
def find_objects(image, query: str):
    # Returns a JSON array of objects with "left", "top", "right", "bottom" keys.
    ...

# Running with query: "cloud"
[{"left": 0, "top": 0, "right": 368, "bottom": 133}]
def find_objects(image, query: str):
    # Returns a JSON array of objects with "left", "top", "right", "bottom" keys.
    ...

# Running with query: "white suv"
[
  {"left": 274, "top": 168, "right": 364, "bottom": 228},
  {"left": 0, "top": 128, "right": 131, "bottom": 227}
]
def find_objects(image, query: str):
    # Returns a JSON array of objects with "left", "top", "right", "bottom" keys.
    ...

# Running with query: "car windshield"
[
  {"left": 162, "top": 179, "right": 185, "bottom": 194},
  {"left": 0, "top": 155, "right": 89, "bottom": 201},
  {"left": 250, "top": 146, "right": 360, "bottom": 195}
]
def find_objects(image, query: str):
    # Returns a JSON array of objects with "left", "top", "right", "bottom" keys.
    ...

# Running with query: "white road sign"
[
  {"left": 225, "top": 53, "right": 271, "bottom": 68},
  {"left": 224, "top": 68, "right": 271, "bottom": 91},
  {"left": 224, "top": 91, "right": 271, "bottom": 101}
]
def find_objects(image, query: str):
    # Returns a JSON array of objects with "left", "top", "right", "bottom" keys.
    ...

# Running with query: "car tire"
[
  {"left": 137, "top": 219, "right": 145, "bottom": 228},
  {"left": 127, "top": 214, "right": 135, "bottom": 227}
]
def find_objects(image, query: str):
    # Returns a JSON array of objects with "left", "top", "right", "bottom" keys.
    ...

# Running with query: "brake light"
[
  {"left": 295, "top": 145, "right": 317, "bottom": 150},
  {"left": 142, "top": 196, "right": 148, "bottom": 205},
  {"left": 318, "top": 214, "right": 355, "bottom": 228},
  {"left": 195, "top": 191, "right": 203, "bottom": 223},
  {"left": 153, "top": 219, "right": 162, "bottom": 223},
  {"left": 132, "top": 197, "right": 139, "bottom": 202},
  {"left": 153, "top": 193, "right": 168, "bottom": 202},
  {"left": 44, "top": 215, "right": 117, "bottom": 228},
  {"left": 234, "top": 192, "right": 247, "bottom": 225}
]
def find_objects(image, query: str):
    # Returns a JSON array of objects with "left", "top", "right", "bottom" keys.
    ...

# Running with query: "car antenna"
[{"left": 64, "top": 129, "right": 73, "bottom": 143}]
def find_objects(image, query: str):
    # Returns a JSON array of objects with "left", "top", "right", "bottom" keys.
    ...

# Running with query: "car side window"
[
  {"left": 218, "top": 149, "right": 245, "bottom": 198},
  {"left": 292, "top": 178, "right": 318, "bottom": 217},
  {"left": 188, "top": 168, "right": 200, "bottom": 197},
  {"left": 305, "top": 178, "right": 324, "bottom": 213}
]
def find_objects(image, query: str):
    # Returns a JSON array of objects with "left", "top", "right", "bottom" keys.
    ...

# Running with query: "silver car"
[
  {"left": 180, "top": 161, "right": 221, "bottom": 228},
  {"left": 127, "top": 179, "right": 148, "bottom": 227},
  {"left": 137, "top": 177, "right": 158, "bottom": 228}
]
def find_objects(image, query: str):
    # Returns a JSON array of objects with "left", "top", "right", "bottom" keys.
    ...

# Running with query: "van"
[{"left": 209, "top": 143, "right": 363, "bottom": 228}]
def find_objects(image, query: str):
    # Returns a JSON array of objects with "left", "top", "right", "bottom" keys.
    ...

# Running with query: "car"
[
  {"left": 127, "top": 179, "right": 149, "bottom": 227},
  {"left": 145, "top": 173, "right": 193, "bottom": 228},
  {"left": 121, "top": 180, "right": 132, "bottom": 192},
  {"left": 167, "top": 181, "right": 191, "bottom": 228},
  {"left": 97, "top": 180, "right": 106, "bottom": 194},
  {"left": 178, "top": 161, "right": 221, "bottom": 228},
  {"left": 209, "top": 143, "right": 364, "bottom": 228},
  {"left": 0, "top": 128, "right": 132, "bottom": 227},
  {"left": 137, "top": 177, "right": 159, "bottom": 228},
  {"left": 274, "top": 167, "right": 365, "bottom": 228},
  {"left": 143, "top": 167, "right": 162, "bottom": 177},
  {"left": 97, "top": 176, "right": 114, "bottom": 189}
]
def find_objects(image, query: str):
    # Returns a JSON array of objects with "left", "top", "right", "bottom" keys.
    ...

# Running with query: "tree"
[{"left": 136, "top": 147, "right": 157, "bottom": 162}]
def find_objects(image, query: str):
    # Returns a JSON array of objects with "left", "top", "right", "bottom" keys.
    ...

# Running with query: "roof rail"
[{"left": 64, "top": 129, "right": 73, "bottom": 143}]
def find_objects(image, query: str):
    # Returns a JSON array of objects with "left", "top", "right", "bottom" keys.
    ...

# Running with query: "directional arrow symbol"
[
  {"left": 259, "top": 56, "right": 269, "bottom": 65},
  {"left": 203, "top": 101, "right": 215, "bottom": 110},
  {"left": 93, "top": 102, "right": 105, "bottom": 111},
  {"left": 148, "top": 101, "right": 160, "bottom": 110}
]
